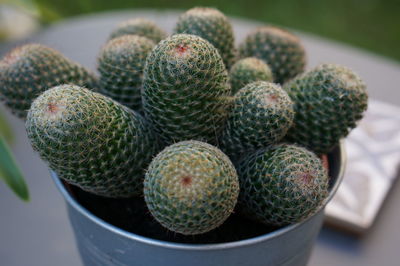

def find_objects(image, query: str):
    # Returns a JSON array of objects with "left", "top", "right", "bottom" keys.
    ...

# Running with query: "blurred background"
[{"left": 2, "top": 0, "right": 400, "bottom": 62}]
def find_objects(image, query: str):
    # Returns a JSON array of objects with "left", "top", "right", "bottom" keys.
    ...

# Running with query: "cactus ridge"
[
  {"left": 220, "top": 81, "right": 294, "bottom": 161},
  {"left": 239, "top": 26, "right": 306, "bottom": 84},
  {"left": 229, "top": 57, "right": 274, "bottom": 94},
  {"left": 284, "top": 63, "right": 368, "bottom": 154},
  {"left": 26, "top": 85, "right": 160, "bottom": 197},
  {"left": 144, "top": 140, "right": 239, "bottom": 235},
  {"left": 109, "top": 18, "right": 167, "bottom": 43},
  {"left": 142, "top": 34, "right": 231, "bottom": 145},
  {"left": 237, "top": 144, "right": 329, "bottom": 226},
  {"left": 0, "top": 44, "right": 97, "bottom": 119},
  {"left": 98, "top": 35, "right": 155, "bottom": 112},
  {"left": 174, "top": 7, "right": 237, "bottom": 69}
]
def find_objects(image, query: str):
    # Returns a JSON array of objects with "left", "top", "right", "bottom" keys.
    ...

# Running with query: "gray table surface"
[{"left": 1, "top": 10, "right": 399, "bottom": 266}]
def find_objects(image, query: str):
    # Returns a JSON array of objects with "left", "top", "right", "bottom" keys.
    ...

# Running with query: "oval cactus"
[
  {"left": 219, "top": 81, "right": 294, "bottom": 161},
  {"left": 142, "top": 34, "right": 231, "bottom": 145},
  {"left": 98, "top": 35, "right": 155, "bottom": 112},
  {"left": 284, "top": 63, "right": 368, "bottom": 154},
  {"left": 237, "top": 144, "right": 329, "bottom": 226},
  {"left": 144, "top": 140, "right": 239, "bottom": 235},
  {"left": 26, "top": 85, "right": 160, "bottom": 198},
  {"left": 229, "top": 57, "right": 273, "bottom": 94},
  {"left": 174, "top": 7, "right": 237, "bottom": 69},
  {"left": 0, "top": 44, "right": 97, "bottom": 119}
]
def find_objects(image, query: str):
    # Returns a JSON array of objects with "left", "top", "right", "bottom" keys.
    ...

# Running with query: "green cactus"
[
  {"left": 174, "top": 7, "right": 237, "bottom": 69},
  {"left": 144, "top": 140, "right": 239, "bottom": 235},
  {"left": 0, "top": 44, "right": 97, "bottom": 119},
  {"left": 219, "top": 81, "right": 294, "bottom": 161},
  {"left": 237, "top": 144, "right": 328, "bottom": 226},
  {"left": 239, "top": 26, "right": 306, "bottom": 84},
  {"left": 109, "top": 18, "right": 167, "bottom": 43},
  {"left": 229, "top": 57, "right": 273, "bottom": 94},
  {"left": 284, "top": 63, "right": 368, "bottom": 154},
  {"left": 142, "top": 34, "right": 231, "bottom": 145},
  {"left": 26, "top": 85, "right": 160, "bottom": 198},
  {"left": 97, "top": 35, "right": 155, "bottom": 112}
]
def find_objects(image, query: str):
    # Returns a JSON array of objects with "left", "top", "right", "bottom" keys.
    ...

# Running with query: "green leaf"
[
  {"left": 0, "top": 111, "right": 14, "bottom": 144},
  {"left": 0, "top": 136, "right": 29, "bottom": 201}
]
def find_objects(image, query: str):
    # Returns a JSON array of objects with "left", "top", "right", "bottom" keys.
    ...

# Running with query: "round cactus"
[
  {"left": 219, "top": 81, "right": 294, "bottom": 161},
  {"left": 142, "top": 34, "right": 231, "bottom": 145},
  {"left": 26, "top": 85, "right": 160, "bottom": 198},
  {"left": 174, "top": 7, "right": 237, "bottom": 69},
  {"left": 0, "top": 44, "right": 97, "bottom": 119},
  {"left": 109, "top": 18, "right": 167, "bottom": 43},
  {"left": 97, "top": 35, "right": 155, "bottom": 112},
  {"left": 239, "top": 26, "right": 306, "bottom": 84},
  {"left": 144, "top": 140, "right": 239, "bottom": 235},
  {"left": 237, "top": 144, "right": 329, "bottom": 226},
  {"left": 229, "top": 57, "right": 273, "bottom": 94},
  {"left": 284, "top": 63, "right": 368, "bottom": 154}
]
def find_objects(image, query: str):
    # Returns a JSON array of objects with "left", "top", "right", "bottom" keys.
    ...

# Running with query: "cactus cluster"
[
  {"left": 0, "top": 7, "right": 368, "bottom": 237},
  {"left": 0, "top": 44, "right": 97, "bottom": 119}
]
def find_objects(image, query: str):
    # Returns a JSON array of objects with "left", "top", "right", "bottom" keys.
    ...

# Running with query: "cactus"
[
  {"left": 0, "top": 44, "right": 97, "bottom": 119},
  {"left": 239, "top": 26, "right": 306, "bottom": 84},
  {"left": 229, "top": 57, "right": 273, "bottom": 94},
  {"left": 219, "top": 81, "right": 294, "bottom": 161},
  {"left": 142, "top": 34, "right": 231, "bottom": 145},
  {"left": 144, "top": 140, "right": 239, "bottom": 235},
  {"left": 284, "top": 63, "right": 368, "bottom": 154},
  {"left": 97, "top": 35, "right": 155, "bottom": 112},
  {"left": 109, "top": 18, "right": 167, "bottom": 43},
  {"left": 26, "top": 85, "right": 160, "bottom": 198},
  {"left": 174, "top": 7, "right": 236, "bottom": 69},
  {"left": 237, "top": 144, "right": 328, "bottom": 226}
]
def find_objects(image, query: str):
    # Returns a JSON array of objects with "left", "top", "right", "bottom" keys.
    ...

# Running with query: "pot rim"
[{"left": 51, "top": 141, "right": 346, "bottom": 251}]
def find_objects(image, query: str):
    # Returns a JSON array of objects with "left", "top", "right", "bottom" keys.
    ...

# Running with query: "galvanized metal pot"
[{"left": 52, "top": 144, "right": 345, "bottom": 266}]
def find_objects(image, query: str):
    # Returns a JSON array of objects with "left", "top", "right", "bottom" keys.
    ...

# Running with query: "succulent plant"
[
  {"left": 109, "top": 18, "right": 167, "bottom": 43},
  {"left": 0, "top": 44, "right": 97, "bottom": 119},
  {"left": 174, "top": 7, "right": 237, "bottom": 69},
  {"left": 237, "top": 144, "right": 329, "bottom": 226},
  {"left": 284, "top": 63, "right": 368, "bottom": 154},
  {"left": 239, "top": 26, "right": 306, "bottom": 84},
  {"left": 219, "top": 81, "right": 294, "bottom": 161},
  {"left": 229, "top": 57, "right": 273, "bottom": 94},
  {"left": 26, "top": 85, "right": 160, "bottom": 198},
  {"left": 144, "top": 140, "right": 239, "bottom": 235},
  {"left": 142, "top": 34, "right": 231, "bottom": 145},
  {"left": 97, "top": 35, "right": 155, "bottom": 112}
]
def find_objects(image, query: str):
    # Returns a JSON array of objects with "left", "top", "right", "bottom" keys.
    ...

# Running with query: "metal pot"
[{"left": 52, "top": 143, "right": 345, "bottom": 266}]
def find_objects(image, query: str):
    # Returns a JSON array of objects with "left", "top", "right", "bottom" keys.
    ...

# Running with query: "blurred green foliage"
[{"left": 27, "top": 0, "right": 400, "bottom": 62}]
